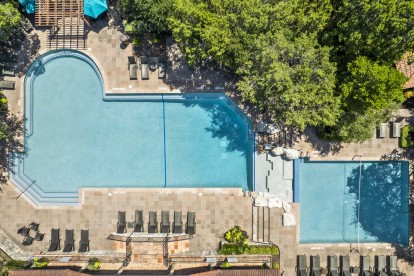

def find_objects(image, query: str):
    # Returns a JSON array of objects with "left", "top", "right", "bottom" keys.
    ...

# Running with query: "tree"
[
  {"left": 239, "top": 33, "right": 341, "bottom": 130},
  {"left": 341, "top": 56, "right": 407, "bottom": 113},
  {"left": 325, "top": 0, "right": 414, "bottom": 64},
  {"left": 0, "top": 2, "right": 21, "bottom": 42},
  {"left": 119, "top": 0, "right": 173, "bottom": 35}
]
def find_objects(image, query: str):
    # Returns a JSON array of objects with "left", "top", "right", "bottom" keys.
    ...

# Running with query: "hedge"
[
  {"left": 401, "top": 126, "right": 414, "bottom": 148},
  {"left": 219, "top": 243, "right": 279, "bottom": 256}
]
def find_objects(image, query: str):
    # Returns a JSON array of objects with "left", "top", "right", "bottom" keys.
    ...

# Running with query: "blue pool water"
[
  {"left": 16, "top": 51, "right": 254, "bottom": 194},
  {"left": 298, "top": 160, "right": 409, "bottom": 246}
]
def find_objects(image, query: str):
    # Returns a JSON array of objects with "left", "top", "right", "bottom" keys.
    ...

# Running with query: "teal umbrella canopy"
[
  {"left": 19, "top": 0, "right": 35, "bottom": 14},
  {"left": 84, "top": 0, "right": 108, "bottom": 19}
]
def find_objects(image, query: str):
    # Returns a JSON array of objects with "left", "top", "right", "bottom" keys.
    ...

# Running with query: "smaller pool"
[{"left": 297, "top": 160, "right": 409, "bottom": 246}]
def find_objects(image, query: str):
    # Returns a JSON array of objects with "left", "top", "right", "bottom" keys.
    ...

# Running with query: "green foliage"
[
  {"left": 401, "top": 126, "right": 414, "bottom": 148},
  {"left": 132, "top": 38, "right": 140, "bottom": 47},
  {"left": 324, "top": 0, "right": 414, "bottom": 64},
  {"left": 272, "top": 262, "right": 279, "bottom": 269},
  {"left": 87, "top": 257, "right": 101, "bottom": 271},
  {"left": 33, "top": 257, "right": 48, "bottom": 268},
  {"left": 220, "top": 261, "right": 231, "bottom": 268},
  {"left": 4, "top": 260, "right": 30, "bottom": 270},
  {"left": 0, "top": 2, "right": 21, "bottom": 42},
  {"left": 119, "top": 0, "right": 173, "bottom": 35},
  {"left": 224, "top": 226, "right": 249, "bottom": 245},
  {"left": 341, "top": 56, "right": 407, "bottom": 113},
  {"left": 219, "top": 243, "right": 280, "bottom": 256}
]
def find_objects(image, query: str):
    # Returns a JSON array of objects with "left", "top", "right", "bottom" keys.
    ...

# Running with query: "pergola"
[{"left": 35, "top": 0, "right": 87, "bottom": 49}]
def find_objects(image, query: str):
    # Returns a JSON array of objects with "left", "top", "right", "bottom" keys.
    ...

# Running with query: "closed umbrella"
[{"left": 84, "top": 0, "right": 108, "bottom": 19}]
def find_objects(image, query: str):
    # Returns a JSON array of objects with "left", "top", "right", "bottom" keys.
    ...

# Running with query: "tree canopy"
[{"left": 0, "top": 2, "right": 21, "bottom": 42}]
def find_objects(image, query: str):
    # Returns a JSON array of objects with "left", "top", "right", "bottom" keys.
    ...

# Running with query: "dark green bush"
[
  {"left": 223, "top": 226, "right": 249, "bottom": 245},
  {"left": 219, "top": 243, "right": 279, "bottom": 256},
  {"left": 4, "top": 260, "right": 30, "bottom": 270},
  {"left": 401, "top": 126, "right": 414, "bottom": 148}
]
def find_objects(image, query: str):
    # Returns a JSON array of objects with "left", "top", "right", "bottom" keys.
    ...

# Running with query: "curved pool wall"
[{"left": 9, "top": 50, "right": 255, "bottom": 206}]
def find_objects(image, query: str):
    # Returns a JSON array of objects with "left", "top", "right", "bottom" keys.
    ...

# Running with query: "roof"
[
  {"left": 9, "top": 269, "right": 89, "bottom": 276},
  {"left": 396, "top": 52, "right": 414, "bottom": 89},
  {"left": 191, "top": 270, "right": 279, "bottom": 276}
]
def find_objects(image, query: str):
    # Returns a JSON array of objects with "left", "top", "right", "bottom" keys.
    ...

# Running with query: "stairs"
[{"left": 252, "top": 206, "right": 271, "bottom": 243}]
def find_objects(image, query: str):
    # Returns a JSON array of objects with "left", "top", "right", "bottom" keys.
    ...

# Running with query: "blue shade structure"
[
  {"left": 19, "top": 0, "right": 35, "bottom": 14},
  {"left": 84, "top": 0, "right": 107, "bottom": 19}
]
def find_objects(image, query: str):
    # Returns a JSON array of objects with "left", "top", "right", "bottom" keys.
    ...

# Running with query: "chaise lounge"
[
  {"left": 160, "top": 211, "right": 170, "bottom": 233},
  {"left": 328, "top": 255, "right": 339, "bottom": 276},
  {"left": 148, "top": 211, "right": 158, "bottom": 233},
  {"left": 173, "top": 211, "right": 182, "bottom": 234},
  {"left": 134, "top": 210, "right": 144, "bottom": 232},
  {"left": 339, "top": 255, "right": 351, "bottom": 276},
  {"left": 375, "top": 255, "right": 387, "bottom": 276},
  {"left": 0, "top": 80, "right": 15, "bottom": 89},
  {"left": 388, "top": 255, "right": 401, "bottom": 276},
  {"left": 48, "top": 228, "right": 60, "bottom": 251},
  {"left": 128, "top": 56, "right": 137, "bottom": 80},
  {"left": 296, "top": 255, "right": 307, "bottom": 276},
  {"left": 311, "top": 255, "right": 322, "bottom": 276},
  {"left": 63, "top": 229, "right": 74, "bottom": 252},
  {"left": 361, "top": 255, "right": 373, "bottom": 276},
  {"left": 78, "top": 229, "right": 90, "bottom": 252},
  {"left": 117, "top": 211, "right": 127, "bottom": 234},
  {"left": 140, "top": 56, "right": 149, "bottom": 80},
  {"left": 186, "top": 211, "right": 196, "bottom": 235}
]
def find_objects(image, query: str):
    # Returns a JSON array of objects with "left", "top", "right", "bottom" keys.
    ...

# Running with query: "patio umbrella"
[
  {"left": 84, "top": 0, "right": 108, "bottom": 19},
  {"left": 19, "top": 0, "right": 35, "bottom": 14}
]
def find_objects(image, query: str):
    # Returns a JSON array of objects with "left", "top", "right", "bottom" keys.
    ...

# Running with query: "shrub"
[
  {"left": 220, "top": 261, "right": 231, "bottom": 268},
  {"left": 224, "top": 226, "right": 249, "bottom": 245},
  {"left": 272, "top": 262, "right": 279, "bottom": 269},
  {"left": 0, "top": 98, "right": 7, "bottom": 104},
  {"left": 33, "top": 257, "right": 48, "bottom": 268},
  {"left": 4, "top": 260, "right": 30, "bottom": 270},
  {"left": 87, "top": 258, "right": 101, "bottom": 271},
  {"left": 401, "top": 126, "right": 414, "bottom": 148},
  {"left": 219, "top": 244, "right": 279, "bottom": 256}
]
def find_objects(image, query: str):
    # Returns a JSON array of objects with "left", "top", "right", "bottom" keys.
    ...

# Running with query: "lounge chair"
[
  {"left": 148, "top": 211, "right": 158, "bottom": 233},
  {"left": 17, "top": 226, "right": 29, "bottom": 236},
  {"left": 311, "top": 255, "right": 322, "bottom": 276},
  {"left": 63, "top": 229, "right": 74, "bottom": 252},
  {"left": 393, "top": 122, "right": 401, "bottom": 138},
  {"left": 186, "top": 211, "right": 196, "bottom": 235},
  {"left": 173, "top": 211, "right": 183, "bottom": 234},
  {"left": 339, "top": 255, "right": 351, "bottom": 276},
  {"left": 134, "top": 210, "right": 144, "bottom": 232},
  {"left": 128, "top": 56, "right": 137, "bottom": 80},
  {"left": 361, "top": 255, "right": 373, "bottom": 276},
  {"left": 160, "top": 211, "right": 170, "bottom": 233},
  {"left": 379, "top": 123, "right": 387, "bottom": 138},
  {"left": 29, "top": 222, "right": 39, "bottom": 231},
  {"left": 328, "top": 255, "right": 339, "bottom": 276},
  {"left": 0, "top": 80, "right": 15, "bottom": 89},
  {"left": 78, "top": 229, "right": 89, "bottom": 252},
  {"left": 375, "top": 255, "right": 387, "bottom": 276},
  {"left": 35, "top": 232, "right": 44, "bottom": 241},
  {"left": 48, "top": 228, "right": 60, "bottom": 251},
  {"left": 296, "top": 255, "right": 307, "bottom": 276},
  {"left": 388, "top": 255, "right": 401, "bottom": 276},
  {"left": 1, "top": 68, "right": 15, "bottom": 76},
  {"left": 158, "top": 55, "right": 167, "bottom": 79},
  {"left": 22, "top": 236, "right": 34, "bottom": 246},
  {"left": 117, "top": 211, "right": 127, "bottom": 233},
  {"left": 140, "top": 56, "right": 149, "bottom": 80}
]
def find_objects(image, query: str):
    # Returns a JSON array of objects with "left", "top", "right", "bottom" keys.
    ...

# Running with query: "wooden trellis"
[{"left": 35, "top": 0, "right": 87, "bottom": 49}]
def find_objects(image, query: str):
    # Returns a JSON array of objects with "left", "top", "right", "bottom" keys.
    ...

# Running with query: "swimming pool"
[
  {"left": 10, "top": 50, "right": 254, "bottom": 205},
  {"left": 296, "top": 159, "right": 409, "bottom": 246}
]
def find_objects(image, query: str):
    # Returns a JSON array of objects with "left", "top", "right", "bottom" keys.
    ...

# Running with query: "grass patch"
[{"left": 401, "top": 126, "right": 414, "bottom": 148}]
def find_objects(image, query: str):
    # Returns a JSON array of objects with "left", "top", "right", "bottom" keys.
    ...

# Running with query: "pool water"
[
  {"left": 298, "top": 160, "right": 409, "bottom": 246},
  {"left": 17, "top": 51, "right": 254, "bottom": 194}
]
